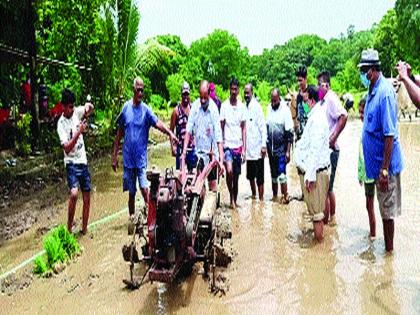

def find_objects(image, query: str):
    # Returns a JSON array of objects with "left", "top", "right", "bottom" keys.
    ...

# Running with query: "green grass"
[{"left": 33, "top": 225, "right": 81, "bottom": 276}]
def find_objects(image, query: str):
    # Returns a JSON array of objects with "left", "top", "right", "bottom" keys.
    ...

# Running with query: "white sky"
[{"left": 137, "top": 0, "right": 396, "bottom": 55}]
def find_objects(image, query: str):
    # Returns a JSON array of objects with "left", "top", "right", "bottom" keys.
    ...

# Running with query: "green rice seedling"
[
  {"left": 44, "top": 227, "right": 68, "bottom": 268},
  {"left": 33, "top": 225, "right": 81, "bottom": 276},
  {"left": 56, "top": 225, "right": 80, "bottom": 258},
  {"left": 33, "top": 255, "right": 48, "bottom": 275}
]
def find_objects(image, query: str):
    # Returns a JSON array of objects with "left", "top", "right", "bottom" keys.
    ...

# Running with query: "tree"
[
  {"left": 395, "top": 0, "right": 420, "bottom": 70},
  {"left": 312, "top": 39, "right": 346, "bottom": 76},
  {"left": 251, "top": 35, "right": 325, "bottom": 87},
  {"left": 189, "top": 30, "right": 245, "bottom": 88},
  {"left": 165, "top": 73, "right": 184, "bottom": 104},
  {"left": 135, "top": 38, "right": 174, "bottom": 99},
  {"left": 374, "top": 9, "right": 401, "bottom": 77}
]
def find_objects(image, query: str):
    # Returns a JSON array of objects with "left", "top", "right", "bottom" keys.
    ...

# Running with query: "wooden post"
[{"left": 28, "top": 0, "right": 40, "bottom": 149}]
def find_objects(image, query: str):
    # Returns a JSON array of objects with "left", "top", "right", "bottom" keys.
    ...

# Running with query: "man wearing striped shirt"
[{"left": 181, "top": 80, "right": 225, "bottom": 191}]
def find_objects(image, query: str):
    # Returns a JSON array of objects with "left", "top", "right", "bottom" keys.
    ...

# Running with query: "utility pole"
[{"left": 28, "top": 0, "right": 40, "bottom": 150}]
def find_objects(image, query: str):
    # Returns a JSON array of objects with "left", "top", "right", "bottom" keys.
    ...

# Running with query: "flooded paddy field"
[{"left": 0, "top": 120, "right": 419, "bottom": 314}]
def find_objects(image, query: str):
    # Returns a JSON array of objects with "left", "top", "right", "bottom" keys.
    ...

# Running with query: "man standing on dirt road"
[
  {"left": 57, "top": 88, "right": 94, "bottom": 235},
  {"left": 112, "top": 77, "right": 177, "bottom": 231}
]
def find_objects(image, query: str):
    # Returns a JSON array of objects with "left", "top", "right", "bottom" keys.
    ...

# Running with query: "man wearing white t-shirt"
[
  {"left": 244, "top": 83, "right": 267, "bottom": 201},
  {"left": 57, "top": 89, "right": 93, "bottom": 235},
  {"left": 220, "top": 78, "right": 246, "bottom": 209}
]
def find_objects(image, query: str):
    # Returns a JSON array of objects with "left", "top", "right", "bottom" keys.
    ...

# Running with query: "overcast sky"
[{"left": 137, "top": 0, "right": 395, "bottom": 55}]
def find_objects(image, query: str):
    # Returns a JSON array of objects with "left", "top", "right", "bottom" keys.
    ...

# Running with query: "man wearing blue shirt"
[
  {"left": 359, "top": 49, "right": 404, "bottom": 253},
  {"left": 112, "top": 78, "right": 177, "bottom": 227}
]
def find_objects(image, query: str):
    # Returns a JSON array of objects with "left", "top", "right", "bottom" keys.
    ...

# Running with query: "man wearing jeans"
[
  {"left": 359, "top": 49, "right": 404, "bottom": 253},
  {"left": 112, "top": 77, "right": 177, "bottom": 231},
  {"left": 317, "top": 71, "right": 348, "bottom": 225},
  {"left": 57, "top": 88, "right": 94, "bottom": 235}
]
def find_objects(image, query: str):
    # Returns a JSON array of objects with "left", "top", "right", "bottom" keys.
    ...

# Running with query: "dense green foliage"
[
  {"left": 33, "top": 225, "right": 80, "bottom": 275},
  {"left": 0, "top": 0, "right": 419, "bottom": 151}
]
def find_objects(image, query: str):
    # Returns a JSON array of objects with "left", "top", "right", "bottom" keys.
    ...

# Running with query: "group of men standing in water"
[{"left": 57, "top": 47, "right": 403, "bottom": 254}]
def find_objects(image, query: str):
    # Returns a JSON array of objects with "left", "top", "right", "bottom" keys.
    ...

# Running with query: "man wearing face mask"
[
  {"left": 209, "top": 82, "right": 222, "bottom": 112},
  {"left": 244, "top": 83, "right": 267, "bottom": 201},
  {"left": 294, "top": 85, "right": 330, "bottom": 242},
  {"left": 181, "top": 80, "right": 224, "bottom": 191},
  {"left": 266, "top": 88, "right": 294, "bottom": 203},
  {"left": 170, "top": 81, "right": 197, "bottom": 171},
  {"left": 358, "top": 49, "right": 404, "bottom": 253},
  {"left": 317, "top": 71, "right": 348, "bottom": 226}
]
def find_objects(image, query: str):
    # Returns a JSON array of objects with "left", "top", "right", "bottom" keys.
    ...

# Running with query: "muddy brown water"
[{"left": 0, "top": 120, "right": 419, "bottom": 314}]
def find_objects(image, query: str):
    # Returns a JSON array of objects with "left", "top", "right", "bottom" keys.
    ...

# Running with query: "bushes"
[
  {"left": 15, "top": 113, "right": 32, "bottom": 156},
  {"left": 33, "top": 225, "right": 81, "bottom": 276}
]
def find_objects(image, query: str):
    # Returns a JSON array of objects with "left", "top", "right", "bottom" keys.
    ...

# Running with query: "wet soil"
[{"left": 1, "top": 120, "right": 420, "bottom": 314}]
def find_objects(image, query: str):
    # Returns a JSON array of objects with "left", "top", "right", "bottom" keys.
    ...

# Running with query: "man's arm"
[
  {"left": 330, "top": 114, "right": 347, "bottom": 148},
  {"left": 112, "top": 127, "right": 124, "bottom": 171},
  {"left": 378, "top": 136, "right": 393, "bottom": 192},
  {"left": 155, "top": 120, "right": 178, "bottom": 144},
  {"left": 397, "top": 61, "right": 420, "bottom": 108},
  {"left": 84, "top": 102, "right": 94, "bottom": 117},
  {"left": 221, "top": 120, "right": 225, "bottom": 140},
  {"left": 241, "top": 120, "right": 246, "bottom": 158},
  {"left": 285, "top": 106, "right": 294, "bottom": 163},
  {"left": 217, "top": 141, "right": 225, "bottom": 176},
  {"left": 169, "top": 108, "right": 178, "bottom": 156},
  {"left": 258, "top": 105, "right": 267, "bottom": 158},
  {"left": 402, "top": 77, "right": 420, "bottom": 108},
  {"left": 62, "top": 121, "right": 87, "bottom": 154},
  {"left": 180, "top": 131, "right": 191, "bottom": 173}
]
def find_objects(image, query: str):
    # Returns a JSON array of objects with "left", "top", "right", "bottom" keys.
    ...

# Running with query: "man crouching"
[{"left": 294, "top": 85, "right": 330, "bottom": 242}]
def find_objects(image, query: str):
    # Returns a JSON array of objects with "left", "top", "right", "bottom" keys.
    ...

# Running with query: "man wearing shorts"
[
  {"left": 112, "top": 77, "right": 177, "bottom": 229},
  {"left": 57, "top": 88, "right": 94, "bottom": 235},
  {"left": 359, "top": 49, "right": 404, "bottom": 252},
  {"left": 266, "top": 88, "right": 294, "bottom": 203},
  {"left": 220, "top": 78, "right": 246, "bottom": 208},
  {"left": 244, "top": 83, "right": 267, "bottom": 201}
]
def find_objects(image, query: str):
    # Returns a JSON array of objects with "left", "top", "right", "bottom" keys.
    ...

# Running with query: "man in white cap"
[
  {"left": 170, "top": 81, "right": 197, "bottom": 171},
  {"left": 358, "top": 49, "right": 404, "bottom": 253}
]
